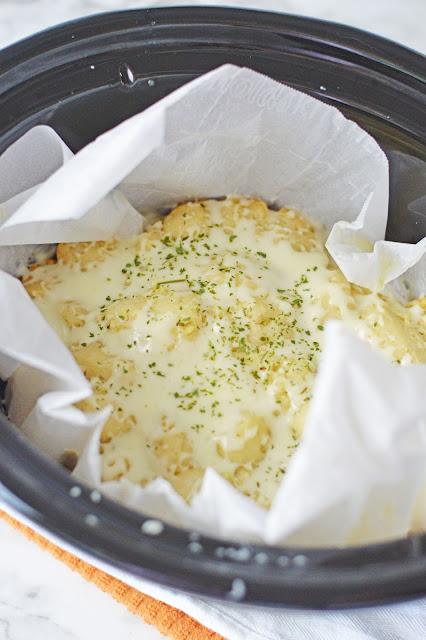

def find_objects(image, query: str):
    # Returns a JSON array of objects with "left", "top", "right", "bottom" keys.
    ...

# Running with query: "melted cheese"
[{"left": 22, "top": 197, "right": 426, "bottom": 509}]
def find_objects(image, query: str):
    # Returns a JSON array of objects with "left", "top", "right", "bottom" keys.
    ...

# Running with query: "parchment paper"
[{"left": 0, "top": 65, "right": 425, "bottom": 546}]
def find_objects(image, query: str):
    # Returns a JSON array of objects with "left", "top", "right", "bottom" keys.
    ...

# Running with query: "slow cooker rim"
[
  {"left": 1, "top": 5, "right": 425, "bottom": 72},
  {"left": 0, "top": 6, "right": 425, "bottom": 608}
]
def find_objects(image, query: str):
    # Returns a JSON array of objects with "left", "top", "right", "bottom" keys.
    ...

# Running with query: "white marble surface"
[
  {"left": 0, "top": 518, "right": 165, "bottom": 640},
  {"left": 0, "top": 1, "right": 424, "bottom": 639}
]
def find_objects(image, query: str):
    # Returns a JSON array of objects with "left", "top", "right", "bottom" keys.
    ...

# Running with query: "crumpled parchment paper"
[{"left": 0, "top": 64, "right": 425, "bottom": 546}]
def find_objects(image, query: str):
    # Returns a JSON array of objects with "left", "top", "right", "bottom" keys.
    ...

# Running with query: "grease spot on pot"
[
  {"left": 85, "top": 513, "right": 99, "bottom": 526},
  {"left": 228, "top": 578, "right": 247, "bottom": 601},
  {"left": 255, "top": 552, "right": 269, "bottom": 565},
  {"left": 90, "top": 490, "right": 102, "bottom": 503},
  {"left": 293, "top": 554, "right": 308, "bottom": 567},
  {"left": 69, "top": 485, "right": 82, "bottom": 498},
  {"left": 141, "top": 519, "right": 164, "bottom": 535}
]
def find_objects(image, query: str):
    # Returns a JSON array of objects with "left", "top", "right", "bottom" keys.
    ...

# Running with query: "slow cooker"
[{"left": 0, "top": 7, "right": 425, "bottom": 608}]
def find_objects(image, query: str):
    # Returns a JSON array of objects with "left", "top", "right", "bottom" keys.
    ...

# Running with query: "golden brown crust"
[{"left": 57, "top": 239, "right": 117, "bottom": 269}]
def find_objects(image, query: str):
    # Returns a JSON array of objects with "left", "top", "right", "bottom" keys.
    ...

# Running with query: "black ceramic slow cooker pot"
[{"left": 0, "top": 7, "right": 425, "bottom": 608}]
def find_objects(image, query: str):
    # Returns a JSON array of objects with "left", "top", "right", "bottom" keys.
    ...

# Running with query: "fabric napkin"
[
  {"left": 1, "top": 503, "right": 426, "bottom": 640},
  {"left": 0, "top": 508, "right": 224, "bottom": 640}
]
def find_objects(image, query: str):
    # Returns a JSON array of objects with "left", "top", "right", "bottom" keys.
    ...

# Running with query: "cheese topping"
[{"left": 22, "top": 197, "right": 426, "bottom": 508}]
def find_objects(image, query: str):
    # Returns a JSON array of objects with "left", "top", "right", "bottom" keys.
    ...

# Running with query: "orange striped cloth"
[{"left": 1, "top": 508, "right": 226, "bottom": 640}]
